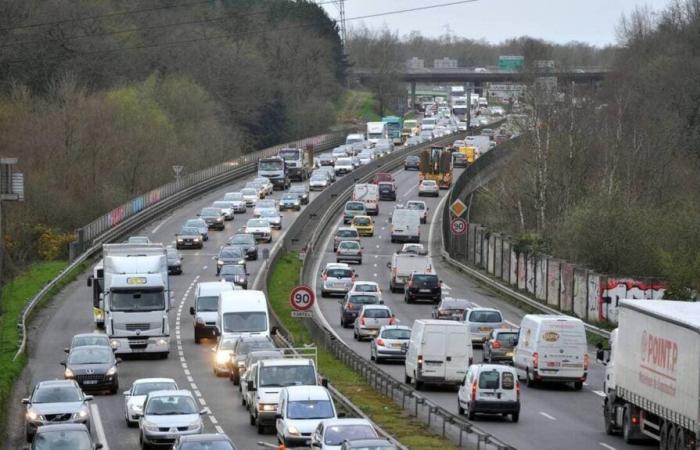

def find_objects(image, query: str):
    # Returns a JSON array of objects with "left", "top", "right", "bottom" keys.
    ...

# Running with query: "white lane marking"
[
  {"left": 151, "top": 217, "right": 170, "bottom": 234},
  {"left": 215, "top": 425, "right": 225, "bottom": 433},
  {"left": 539, "top": 412, "right": 557, "bottom": 421},
  {"left": 599, "top": 443, "right": 617, "bottom": 450},
  {"left": 441, "top": 283, "right": 451, "bottom": 290},
  {"left": 402, "top": 183, "right": 418, "bottom": 198},
  {"left": 593, "top": 390, "right": 606, "bottom": 398},
  {"left": 209, "top": 415, "right": 218, "bottom": 424},
  {"left": 373, "top": 273, "right": 377, "bottom": 277},
  {"left": 203, "top": 265, "right": 208, "bottom": 270},
  {"left": 90, "top": 404, "right": 110, "bottom": 450}
]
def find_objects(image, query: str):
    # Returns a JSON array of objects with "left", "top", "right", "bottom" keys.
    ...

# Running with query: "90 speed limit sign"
[{"left": 290, "top": 286, "right": 315, "bottom": 312}]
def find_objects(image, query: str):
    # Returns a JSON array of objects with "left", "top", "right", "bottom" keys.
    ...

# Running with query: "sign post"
[{"left": 289, "top": 286, "right": 315, "bottom": 318}]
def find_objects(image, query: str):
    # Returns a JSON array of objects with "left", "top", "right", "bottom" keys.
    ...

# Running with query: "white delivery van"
[
  {"left": 387, "top": 253, "right": 431, "bottom": 292},
  {"left": 464, "top": 135, "right": 490, "bottom": 155},
  {"left": 217, "top": 290, "right": 270, "bottom": 342},
  {"left": 421, "top": 117, "right": 437, "bottom": 131},
  {"left": 405, "top": 319, "right": 473, "bottom": 390},
  {"left": 366, "top": 122, "right": 388, "bottom": 144},
  {"left": 190, "top": 281, "right": 236, "bottom": 343},
  {"left": 390, "top": 209, "right": 421, "bottom": 243},
  {"left": 513, "top": 314, "right": 588, "bottom": 389},
  {"left": 352, "top": 183, "right": 379, "bottom": 216}
]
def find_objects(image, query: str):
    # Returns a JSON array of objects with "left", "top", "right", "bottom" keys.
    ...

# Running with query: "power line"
[
  {"left": 1, "top": 0, "right": 345, "bottom": 49},
  {"left": 4, "top": 0, "right": 479, "bottom": 65}
]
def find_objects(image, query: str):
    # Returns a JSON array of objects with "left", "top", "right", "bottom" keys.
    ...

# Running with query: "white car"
[
  {"left": 259, "top": 209, "right": 282, "bottom": 230},
  {"left": 123, "top": 378, "right": 178, "bottom": 427},
  {"left": 457, "top": 121, "right": 468, "bottom": 131},
  {"left": 457, "top": 364, "right": 520, "bottom": 422},
  {"left": 244, "top": 218, "right": 272, "bottom": 243},
  {"left": 253, "top": 199, "right": 278, "bottom": 218},
  {"left": 309, "top": 173, "right": 330, "bottom": 190},
  {"left": 276, "top": 386, "right": 339, "bottom": 448},
  {"left": 357, "top": 151, "right": 374, "bottom": 165},
  {"left": 331, "top": 147, "right": 349, "bottom": 160},
  {"left": 222, "top": 192, "right": 247, "bottom": 213},
  {"left": 245, "top": 181, "right": 267, "bottom": 199},
  {"left": 370, "top": 325, "right": 411, "bottom": 363},
  {"left": 405, "top": 200, "right": 428, "bottom": 224},
  {"left": 334, "top": 158, "right": 354, "bottom": 175},
  {"left": 348, "top": 281, "right": 382, "bottom": 304},
  {"left": 241, "top": 188, "right": 259, "bottom": 207},
  {"left": 399, "top": 243, "right": 427, "bottom": 255},
  {"left": 418, "top": 180, "right": 439, "bottom": 197},
  {"left": 321, "top": 263, "right": 355, "bottom": 297},
  {"left": 211, "top": 201, "right": 235, "bottom": 220},
  {"left": 253, "top": 177, "right": 274, "bottom": 196},
  {"left": 311, "top": 418, "right": 379, "bottom": 450},
  {"left": 353, "top": 305, "right": 397, "bottom": 340},
  {"left": 139, "top": 390, "right": 205, "bottom": 447}
]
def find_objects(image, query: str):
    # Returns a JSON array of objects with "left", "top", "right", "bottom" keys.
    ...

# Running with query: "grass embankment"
[
  {"left": 336, "top": 90, "right": 391, "bottom": 123},
  {"left": 268, "top": 252, "right": 459, "bottom": 450},
  {"left": 0, "top": 260, "right": 86, "bottom": 438}
]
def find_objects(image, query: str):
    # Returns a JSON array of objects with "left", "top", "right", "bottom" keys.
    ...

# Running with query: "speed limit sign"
[
  {"left": 450, "top": 217, "right": 468, "bottom": 236},
  {"left": 290, "top": 286, "right": 315, "bottom": 312}
]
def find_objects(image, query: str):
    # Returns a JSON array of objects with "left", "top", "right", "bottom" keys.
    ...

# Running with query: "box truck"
[{"left": 601, "top": 299, "right": 700, "bottom": 447}]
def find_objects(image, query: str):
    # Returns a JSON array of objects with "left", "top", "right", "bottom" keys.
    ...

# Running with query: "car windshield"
[
  {"left": 257, "top": 200, "right": 275, "bottom": 208},
  {"left": 180, "top": 441, "right": 234, "bottom": 450},
  {"left": 213, "top": 202, "right": 232, "bottom": 208},
  {"left": 349, "top": 295, "right": 377, "bottom": 305},
  {"left": 69, "top": 347, "right": 112, "bottom": 365},
  {"left": 478, "top": 370, "right": 501, "bottom": 389},
  {"left": 197, "top": 296, "right": 218, "bottom": 312},
  {"left": 33, "top": 386, "right": 81, "bottom": 403},
  {"left": 324, "top": 425, "right": 377, "bottom": 445},
  {"left": 259, "top": 161, "right": 283, "bottom": 170},
  {"left": 132, "top": 381, "right": 177, "bottom": 396},
  {"left": 326, "top": 269, "right": 353, "bottom": 278},
  {"left": 290, "top": 187, "right": 306, "bottom": 193},
  {"left": 239, "top": 339, "right": 274, "bottom": 354},
  {"left": 220, "top": 265, "right": 244, "bottom": 275},
  {"left": 422, "top": 181, "right": 437, "bottom": 187},
  {"left": 110, "top": 289, "right": 164, "bottom": 312},
  {"left": 287, "top": 399, "right": 334, "bottom": 420},
  {"left": 353, "top": 217, "right": 370, "bottom": 225},
  {"left": 337, "top": 158, "right": 352, "bottom": 165},
  {"left": 33, "top": 430, "right": 92, "bottom": 450},
  {"left": 381, "top": 328, "right": 411, "bottom": 339},
  {"left": 218, "top": 339, "right": 237, "bottom": 351},
  {"left": 201, "top": 208, "right": 220, "bottom": 216},
  {"left": 339, "top": 241, "right": 360, "bottom": 250},
  {"left": 230, "top": 235, "right": 254, "bottom": 245},
  {"left": 145, "top": 395, "right": 198, "bottom": 415},
  {"left": 363, "top": 308, "right": 390, "bottom": 319},
  {"left": 259, "top": 365, "right": 316, "bottom": 387},
  {"left": 495, "top": 332, "right": 519, "bottom": 345},
  {"left": 311, "top": 174, "right": 327, "bottom": 180},
  {"left": 180, "top": 227, "right": 200, "bottom": 235},
  {"left": 224, "top": 193, "right": 243, "bottom": 201},
  {"left": 260, "top": 210, "right": 278, "bottom": 218},
  {"left": 242, "top": 188, "right": 257, "bottom": 196},
  {"left": 185, "top": 220, "right": 205, "bottom": 227},
  {"left": 220, "top": 248, "right": 243, "bottom": 258},
  {"left": 283, "top": 195, "right": 297, "bottom": 201},
  {"left": 406, "top": 156, "right": 419, "bottom": 162},
  {"left": 222, "top": 312, "right": 267, "bottom": 333},
  {"left": 406, "top": 202, "right": 424, "bottom": 210},
  {"left": 353, "top": 284, "right": 377, "bottom": 293},
  {"left": 336, "top": 230, "right": 358, "bottom": 238},
  {"left": 411, "top": 275, "right": 438, "bottom": 287},
  {"left": 279, "top": 149, "right": 300, "bottom": 160},
  {"left": 72, "top": 335, "right": 109, "bottom": 347},
  {"left": 469, "top": 311, "right": 502, "bottom": 323},
  {"left": 378, "top": 183, "right": 392, "bottom": 191},
  {"left": 247, "top": 220, "right": 269, "bottom": 228},
  {"left": 346, "top": 203, "right": 364, "bottom": 211},
  {"left": 441, "top": 299, "right": 470, "bottom": 310}
]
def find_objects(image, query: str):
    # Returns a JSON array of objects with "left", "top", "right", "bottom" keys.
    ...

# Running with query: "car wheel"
[
  {"left": 467, "top": 402, "right": 476, "bottom": 420},
  {"left": 353, "top": 329, "right": 359, "bottom": 340},
  {"left": 405, "top": 373, "right": 411, "bottom": 384},
  {"left": 321, "top": 290, "right": 328, "bottom": 298},
  {"left": 194, "top": 332, "right": 201, "bottom": 344},
  {"left": 257, "top": 421, "right": 265, "bottom": 434},
  {"left": 358, "top": 259, "right": 363, "bottom": 265},
  {"left": 340, "top": 318, "right": 345, "bottom": 327},
  {"left": 414, "top": 375, "right": 423, "bottom": 391},
  {"left": 458, "top": 400, "right": 465, "bottom": 415},
  {"left": 370, "top": 350, "right": 375, "bottom": 361},
  {"left": 375, "top": 356, "right": 383, "bottom": 364},
  {"left": 526, "top": 369, "right": 537, "bottom": 388},
  {"left": 511, "top": 412, "right": 520, "bottom": 423},
  {"left": 573, "top": 381, "right": 583, "bottom": 391}
]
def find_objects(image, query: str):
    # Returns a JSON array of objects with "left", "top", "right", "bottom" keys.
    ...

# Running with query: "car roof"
[
  {"left": 336, "top": 227, "right": 357, "bottom": 232},
  {"left": 284, "top": 385, "right": 331, "bottom": 401},
  {"left": 35, "top": 423, "right": 90, "bottom": 433},
  {"left": 321, "top": 418, "right": 373, "bottom": 427},
  {"left": 472, "top": 363, "right": 517, "bottom": 373},
  {"left": 467, "top": 307, "right": 501, "bottom": 313},
  {"left": 147, "top": 389, "right": 193, "bottom": 398},
  {"left": 344, "top": 439, "right": 395, "bottom": 447},
  {"left": 353, "top": 281, "right": 378, "bottom": 286},
  {"left": 72, "top": 333, "right": 108, "bottom": 339},
  {"left": 70, "top": 344, "right": 111, "bottom": 352},
  {"left": 133, "top": 378, "right": 177, "bottom": 385},
  {"left": 361, "top": 304, "right": 389, "bottom": 311},
  {"left": 325, "top": 263, "right": 351, "bottom": 270},
  {"left": 259, "top": 358, "right": 314, "bottom": 367},
  {"left": 379, "top": 325, "right": 410, "bottom": 331},
  {"left": 178, "top": 433, "right": 233, "bottom": 443},
  {"left": 37, "top": 379, "right": 79, "bottom": 388}
]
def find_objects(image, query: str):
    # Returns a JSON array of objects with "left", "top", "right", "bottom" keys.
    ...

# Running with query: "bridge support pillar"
[{"left": 410, "top": 81, "right": 416, "bottom": 109}]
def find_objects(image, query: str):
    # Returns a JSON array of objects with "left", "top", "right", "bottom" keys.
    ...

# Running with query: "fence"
[{"left": 441, "top": 136, "right": 667, "bottom": 326}]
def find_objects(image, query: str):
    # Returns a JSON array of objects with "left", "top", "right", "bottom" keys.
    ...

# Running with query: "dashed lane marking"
[
  {"left": 539, "top": 412, "right": 557, "bottom": 421},
  {"left": 599, "top": 443, "right": 617, "bottom": 450},
  {"left": 592, "top": 391, "right": 606, "bottom": 398},
  {"left": 90, "top": 404, "right": 110, "bottom": 450}
]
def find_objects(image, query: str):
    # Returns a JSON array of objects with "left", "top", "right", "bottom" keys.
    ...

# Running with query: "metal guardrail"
[
  {"left": 14, "top": 132, "right": 347, "bottom": 360},
  {"left": 439, "top": 133, "right": 611, "bottom": 340}
]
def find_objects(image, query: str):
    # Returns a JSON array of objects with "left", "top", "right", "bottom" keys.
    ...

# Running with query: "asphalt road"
[
  {"left": 312, "top": 162, "right": 644, "bottom": 450},
  {"left": 8, "top": 171, "right": 329, "bottom": 450}
]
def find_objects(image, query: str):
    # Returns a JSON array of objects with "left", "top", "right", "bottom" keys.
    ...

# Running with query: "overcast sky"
[{"left": 321, "top": 0, "right": 673, "bottom": 47}]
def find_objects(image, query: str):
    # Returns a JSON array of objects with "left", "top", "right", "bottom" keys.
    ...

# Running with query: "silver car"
[
  {"left": 309, "top": 173, "right": 330, "bottom": 190},
  {"left": 139, "top": 390, "right": 205, "bottom": 448},
  {"left": 123, "top": 378, "right": 178, "bottom": 427},
  {"left": 211, "top": 201, "right": 235, "bottom": 220},
  {"left": 184, "top": 219, "right": 209, "bottom": 240},
  {"left": 336, "top": 240, "right": 362, "bottom": 265},
  {"left": 222, "top": 192, "right": 247, "bottom": 213},
  {"left": 23, "top": 380, "right": 93, "bottom": 442},
  {"left": 463, "top": 307, "right": 504, "bottom": 345},
  {"left": 353, "top": 305, "right": 396, "bottom": 340},
  {"left": 241, "top": 188, "right": 259, "bottom": 207},
  {"left": 259, "top": 209, "right": 282, "bottom": 230},
  {"left": 370, "top": 325, "right": 411, "bottom": 363},
  {"left": 321, "top": 263, "right": 355, "bottom": 297}
]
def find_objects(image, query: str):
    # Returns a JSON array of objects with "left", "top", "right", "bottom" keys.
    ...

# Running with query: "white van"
[
  {"left": 405, "top": 319, "right": 473, "bottom": 390},
  {"left": 217, "top": 290, "right": 270, "bottom": 342},
  {"left": 276, "top": 386, "right": 339, "bottom": 447},
  {"left": 190, "top": 281, "right": 236, "bottom": 343},
  {"left": 390, "top": 209, "right": 421, "bottom": 243},
  {"left": 457, "top": 364, "right": 520, "bottom": 422},
  {"left": 387, "top": 253, "right": 431, "bottom": 293},
  {"left": 366, "top": 122, "right": 388, "bottom": 144},
  {"left": 352, "top": 184, "right": 379, "bottom": 216},
  {"left": 513, "top": 314, "right": 588, "bottom": 390}
]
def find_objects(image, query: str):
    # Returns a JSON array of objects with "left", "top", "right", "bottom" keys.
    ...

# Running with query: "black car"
[
  {"left": 175, "top": 227, "right": 204, "bottom": 249},
  {"left": 227, "top": 233, "right": 258, "bottom": 260},
  {"left": 166, "top": 247, "right": 183, "bottom": 275},
  {"left": 199, "top": 207, "right": 225, "bottom": 230},
  {"left": 339, "top": 292, "right": 381, "bottom": 328},
  {"left": 378, "top": 182, "right": 397, "bottom": 201},
  {"left": 216, "top": 246, "right": 246, "bottom": 274},
  {"left": 453, "top": 152, "right": 468, "bottom": 168},
  {"left": 404, "top": 155, "right": 420, "bottom": 170},
  {"left": 63, "top": 345, "right": 120, "bottom": 394},
  {"left": 219, "top": 264, "right": 248, "bottom": 289},
  {"left": 404, "top": 272, "right": 442, "bottom": 304},
  {"left": 289, "top": 185, "right": 310, "bottom": 204}
]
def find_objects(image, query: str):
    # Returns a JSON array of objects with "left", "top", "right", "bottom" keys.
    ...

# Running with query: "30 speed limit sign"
[
  {"left": 450, "top": 217, "right": 468, "bottom": 236},
  {"left": 290, "top": 286, "right": 315, "bottom": 312}
]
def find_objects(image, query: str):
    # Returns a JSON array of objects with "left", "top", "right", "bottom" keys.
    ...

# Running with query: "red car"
[{"left": 372, "top": 173, "right": 394, "bottom": 184}]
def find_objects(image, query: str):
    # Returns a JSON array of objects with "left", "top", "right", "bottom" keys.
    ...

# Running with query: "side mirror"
[
  {"left": 196, "top": 214, "right": 201, "bottom": 216},
  {"left": 21, "top": 398, "right": 29, "bottom": 405},
  {"left": 338, "top": 412, "right": 347, "bottom": 418},
  {"left": 96, "top": 444, "right": 104, "bottom": 450},
  {"left": 123, "top": 390, "right": 131, "bottom": 396},
  {"left": 64, "top": 347, "right": 70, "bottom": 354},
  {"left": 271, "top": 326, "right": 278, "bottom": 336},
  {"left": 87, "top": 277, "right": 92, "bottom": 287},
  {"left": 386, "top": 262, "right": 392, "bottom": 269},
  {"left": 115, "top": 358, "right": 123, "bottom": 364},
  {"left": 200, "top": 408, "right": 208, "bottom": 415},
  {"left": 189, "top": 306, "right": 195, "bottom": 316},
  {"left": 247, "top": 380, "right": 256, "bottom": 391},
  {"left": 379, "top": 300, "right": 384, "bottom": 305},
  {"left": 60, "top": 361, "right": 66, "bottom": 367},
  {"left": 84, "top": 395, "right": 94, "bottom": 402},
  {"left": 321, "top": 378, "right": 328, "bottom": 388},
  {"left": 275, "top": 413, "right": 283, "bottom": 419},
  {"left": 312, "top": 442, "right": 322, "bottom": 448}
]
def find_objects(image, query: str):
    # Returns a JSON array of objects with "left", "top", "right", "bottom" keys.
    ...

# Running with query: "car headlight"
[
  {"left": 156, "top": 338, "right": 168, "bottom": 346},
  {"left": 111, "top": 339, "right": 120, "bottom": 349},
  {"left": 187, "top": 421, "right": 201, "bottom": 431},
  {"left": 217, "top": 260, "right": 224, "bottom": 266},
  {"left": 217, "top": 217, "right": 223, "bottom": 222},
  {"left": 193, "top": 238, "right": 200, "bottom": 242},
  {"left": 287, "top": 425, "right": 301, "bottom": 436},
  {"left": 216, "top": 351, "right": 231, "bottom": 364},
  {"left": 26, "top": 410, "right": 40, "bottom": 421},
  {"left": 177, "top": 238, "right": 183, "bottom": 242},
  {"left": 142, "top": 420, "right": 160, "bottom": 432},
  {"left": 196, "top": 317, "right": 205, "bottom": 325},
  {"left": 258, "top": 403, "right": 277, "bottom": 412},
  {"left": 106, "top": 366, "right": 117, "bottom": 376},
  {"left": 74, "top": 409, "right": 89, "bottom": 420},
  {"left": 64, "top": 368, "right": 74, "bottom": 378},
  {"left": 128, "top": 401, "right": 143, "bottom": 413}
]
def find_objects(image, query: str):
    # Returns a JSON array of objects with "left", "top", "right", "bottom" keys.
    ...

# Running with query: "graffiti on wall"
[{"left": 598, "top": 278, "right": 667, "bottom": 322}]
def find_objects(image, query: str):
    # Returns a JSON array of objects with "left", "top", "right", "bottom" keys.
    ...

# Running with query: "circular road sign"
[
  {"left": 290, "top": 286, "right": 315, "bottom": 312},
  {"left": 450, "top": 217, "right": 468, "bottom": 236}
]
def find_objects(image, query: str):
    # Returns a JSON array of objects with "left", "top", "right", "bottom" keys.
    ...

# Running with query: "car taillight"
[
  {"left": 417, "top": 355, "right": 423, "bottom": 369},
  {"left": 376, "top": 339, "right": 385, "bottom": 346},
  {"left": 389, "top": 317, "right": 397, "bottom": 325},
  {"left": 516, "top": 381, "right": 521, "bottom": 400},
  {"left": 361, "top": 317, "right": 366, "bottom": 325},
  {"left": 471, "top": 382, "right": 477, "bottom": 401},
  {"left": 322, "top": 274, "right": 328, "bottom": 280},
  {"left": 352, "top": 274, "right": 357, "bottom": 282},
  {"left": 492, "top": 340, "right": 502, "bottom": 349},
  {"left": 347, "top": 303, "right": 354, "bottom": 310},
  {"left": 533, "top": 352, "right": 539, "bottom": 369},
  {"left": 584, "top": 352, "right": 589, "bottom": 370}
]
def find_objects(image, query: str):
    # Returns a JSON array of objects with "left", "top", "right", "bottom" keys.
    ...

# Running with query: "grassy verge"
[
  {"left": 0, "top": 260, "right": 87, "bottom": 438},
  {"left": 268, "top": 252, "right": 459, "bottom": 450}
]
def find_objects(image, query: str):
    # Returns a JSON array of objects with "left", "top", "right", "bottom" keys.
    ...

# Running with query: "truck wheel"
[
  {"left": 511, "top": 412, "right": 519, "bottom": 423},
  {"left": 666, "top": 424, "right": 678, "bottom": 450},
  {"left": 405, "top": 374, "right": 411, "bottom": 384},
  {"left": 603, "top": 401, "right": 617, "bottom": 436},
  {"left": 660, "top": 422, "right": 669, "bottom": 450},
  {"left": 526, "top": 369, "right": 536, "bottom": 388},
  {"left": 622, "top": 406, "right": 636, "bottom": 444},
  {"left": 413, "top": 374, "right": 423, "bottom": 391},
  {"left": 457, "top": 400, "right": 465, "bottom": 415},
  {"left": 249, "top": 413, "right": 256, "bottom": 426}
]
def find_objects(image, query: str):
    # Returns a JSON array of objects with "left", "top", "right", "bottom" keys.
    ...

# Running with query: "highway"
[
  {"left": 8, "top": 171, "right": 333, "bottom": 450},
  {"left": 311, "top": 160, "right": 639, "bottom": 450}
]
